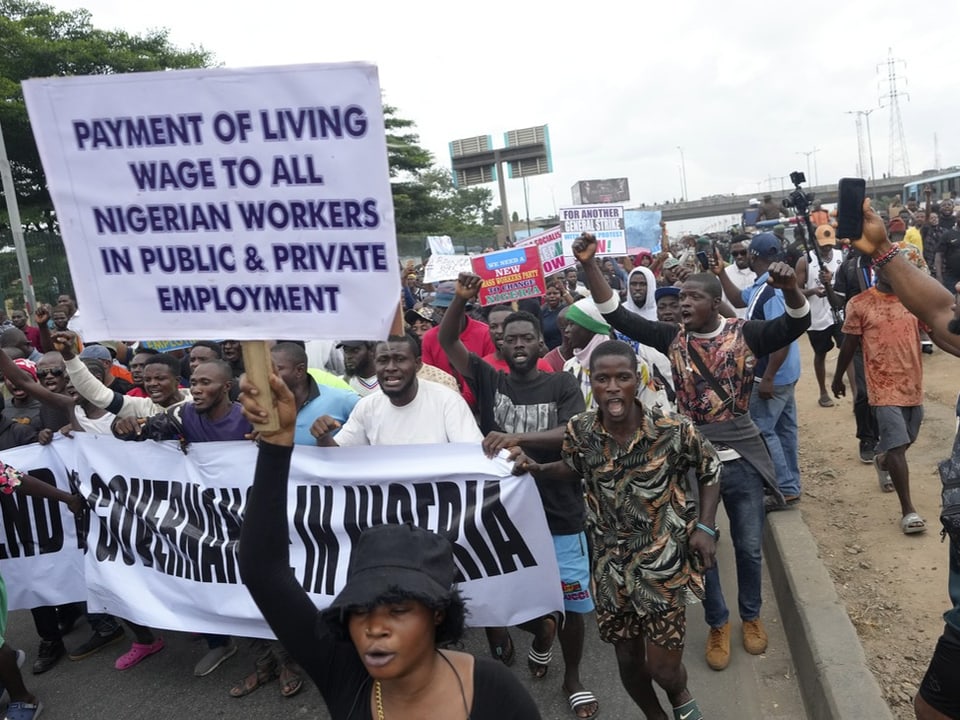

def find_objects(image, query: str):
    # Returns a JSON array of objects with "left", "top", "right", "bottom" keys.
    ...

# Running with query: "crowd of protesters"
[{"left": 0, "top": 191, "right": 956, "bottom": 720}]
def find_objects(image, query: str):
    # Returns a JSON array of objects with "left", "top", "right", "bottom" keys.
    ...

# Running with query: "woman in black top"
[{"left": 238, "top": 374, "right": 540, "bottom": 720}]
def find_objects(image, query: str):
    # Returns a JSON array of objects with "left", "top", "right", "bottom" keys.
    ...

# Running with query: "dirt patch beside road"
[{"left": 794, "top": 342, "right": 956, "bottom": 718}]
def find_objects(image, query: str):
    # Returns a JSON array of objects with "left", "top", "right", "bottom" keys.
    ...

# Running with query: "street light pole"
[
  {"left": 496, "top": 157, "right": 511, "bottom": 245},
  {"left": 522, "top": 176, "right": 532, "bottom": 236},
  {"left": 795, "top": 148, "right": 820, "bottom": 185},
  {"left": 676, "top": 146, "right": 688, "bottom": 201},
  {"left": 0, "top": 120, "right": 37, "bottom": 315},
  {"left": 795, "top": 151, "right": 811, "bottom": 182},
  {"left": 864, "top": 110, "right": 876, "bottom": 186}
]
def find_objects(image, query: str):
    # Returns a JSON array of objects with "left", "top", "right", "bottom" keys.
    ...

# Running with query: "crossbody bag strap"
[{"left": 686, "top": 342, "right": 739, "bottom": 415}]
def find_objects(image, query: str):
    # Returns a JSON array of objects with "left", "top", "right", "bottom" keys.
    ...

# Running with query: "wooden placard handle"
[
  {"left": 390, "top": 300, "right": 404, "bottom": 336},
  {"left": 241, "top": 341, "right": 279, "bottom": 433}
]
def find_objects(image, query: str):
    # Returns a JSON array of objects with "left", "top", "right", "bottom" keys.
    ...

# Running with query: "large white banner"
[
  {"left": 0, "top": 437, "right": 561, "bottom": 638},
  {"left": 22, "top": 64, "right": 399, "bottom": 341},
  {"left": 0, "top": 443, "right": 84, "bottom": 610}
]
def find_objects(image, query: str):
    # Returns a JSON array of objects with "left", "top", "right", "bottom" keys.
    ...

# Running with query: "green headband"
[{"left": 566, "top": 304, "right": 611, "bottom": 336}]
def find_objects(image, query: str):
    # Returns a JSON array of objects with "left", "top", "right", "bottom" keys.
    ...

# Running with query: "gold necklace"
[
  {"left": 375, "top": 680, "right": 385, "bottom": 720},
  {"left": 373, "top": 652, "right": 469, "bottom": 720}
]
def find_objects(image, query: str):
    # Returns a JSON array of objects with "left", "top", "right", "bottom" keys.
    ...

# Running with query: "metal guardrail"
[
  {"left": 648, "top": 175, "right": 916, "bottom": 222},
  {"left": 396, "top": 234, "right": 494, "bottom": 261}
]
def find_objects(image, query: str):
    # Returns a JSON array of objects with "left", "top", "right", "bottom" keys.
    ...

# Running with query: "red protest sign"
[{"left": 470, "top": 246, "right": 546, "bottom": 307}]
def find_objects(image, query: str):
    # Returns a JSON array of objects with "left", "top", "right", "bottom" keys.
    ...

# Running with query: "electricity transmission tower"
[{"left": 878, "top": 48, "right": 910, "bottom": 177}]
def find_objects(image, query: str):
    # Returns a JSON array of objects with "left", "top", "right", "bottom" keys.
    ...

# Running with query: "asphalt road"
[{"left": 3, "top": 508, "right": 808, "bottom": 719}]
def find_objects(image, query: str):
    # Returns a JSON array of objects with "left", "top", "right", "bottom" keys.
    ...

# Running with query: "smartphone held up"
[
  {"left": 836, "top": 178, "right": 866, "bottom": 241},
  {"left": 696, "top": 251, "right": 710, "bottom": 271}
]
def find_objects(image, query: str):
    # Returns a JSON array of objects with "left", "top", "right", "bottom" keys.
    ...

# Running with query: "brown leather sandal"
[
  {"left": 229, "top": 653, "right": 278, "bottom": 698},
  {"left": 278, "top": 661, "right": 304, "bottom": 698}
]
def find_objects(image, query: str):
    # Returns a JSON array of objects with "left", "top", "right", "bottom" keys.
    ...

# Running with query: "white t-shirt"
[
  {"left": 724, "top": 265, "right": 757, "bottom": 319},
  {"left": 346, "top": 374, "right": 379, "bottom": 397},
  {"left": 335, "top": 380, "right": 482, "bottom": 446},
  {"left": 803, "top": 250, "right": 843, "bottom": 331},
  {"left": 74, "top": 405, "right": 116, "bottom": 434}
]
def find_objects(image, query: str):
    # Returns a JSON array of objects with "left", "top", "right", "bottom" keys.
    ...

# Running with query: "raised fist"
[
  {"left": 765, "top": 262, "right": 798, "bottom": 290},
  {"left": 571, "top": 233, "right": 598, "bottom": 263},
  {"left": 455, "top": 272, "right": 482, "bottom": 301}
]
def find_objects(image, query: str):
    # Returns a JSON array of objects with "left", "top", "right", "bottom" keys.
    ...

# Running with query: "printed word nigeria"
[{"left": 294, "top": 479, "right": 535, "bottom": 595}]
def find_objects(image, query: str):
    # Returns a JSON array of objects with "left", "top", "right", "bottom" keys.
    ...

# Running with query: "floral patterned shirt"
[
  {"left": 597, "top": 298, "right": 811, "bottom": 426},
  {"left": 563, "top": 402, "right": 720, "bottom": 614}
]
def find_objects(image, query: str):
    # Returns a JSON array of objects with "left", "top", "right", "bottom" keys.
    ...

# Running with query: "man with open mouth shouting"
[
  {"left": 570, "top": 231, "right": 810, "bottom": 694},
  {"left": 438, "top": 274, "right": 599, "bottom": 720},
  {"left": 511, "top": 338, "right": 721, "bottom": 720}
]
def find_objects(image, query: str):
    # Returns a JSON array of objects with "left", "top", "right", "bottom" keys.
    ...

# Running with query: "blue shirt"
[
  {"left": 294, "top": 379, "right": 360, "bottom": 446},
  {"left": 742, "top": 272, "right": 801, "bottom": 385}
]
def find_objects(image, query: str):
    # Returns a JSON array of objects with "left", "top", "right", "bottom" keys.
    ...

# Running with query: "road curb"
[{"left": 764, "top": 510, "right": 894, "bottom": 720}]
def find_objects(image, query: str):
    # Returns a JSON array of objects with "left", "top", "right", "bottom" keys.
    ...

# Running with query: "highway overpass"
[{"left": 649, "top": 175, "right": 913, "bottom": 222}]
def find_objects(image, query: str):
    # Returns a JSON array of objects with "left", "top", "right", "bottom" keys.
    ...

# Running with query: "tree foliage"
[
  {"left": 384, "top": 104, "right": 433, "bottom": 179},
  {"left": 392, "top": 167, "right": 494, "bottom": 236},
  {"left": 384, "top": 106, "right": 493, "bottom": 236},
  {"left": 0, "top": 2, "right": 490, "bottom": 239},
  {"left": 0, "top": 0, "right": 213, "bottom": 230}
]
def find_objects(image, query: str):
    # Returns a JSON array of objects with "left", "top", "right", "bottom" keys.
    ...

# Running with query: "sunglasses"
[
  {"left": 37, "top": 368, "right": 65, "bottom": 379},
  {"left": 731, "top": 250, "right": 748, "bottom": 257}
]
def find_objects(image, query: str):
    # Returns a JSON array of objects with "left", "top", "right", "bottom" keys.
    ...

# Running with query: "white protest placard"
[
  {"left": 22, "top": 64, "right": 398, "bottom": 341},
  {"left": 427, "top": 235, "right": 455, "bottom": 256},
  {"left": 423, "top": 254, "right": 472, "bottom": 284},
  {"left": 0, "top": 436, "right": 562, "bottom": 635},
  {"left": 517, "top": 226, "right": 571, "bottom": 275},
  {"left": 559, "top": 204, "right": 626, "bottom": 257}
]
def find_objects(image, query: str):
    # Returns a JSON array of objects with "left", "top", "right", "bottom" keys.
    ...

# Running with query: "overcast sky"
[{"left": 56, "top": 0, "right": 960, "bottom": 234}]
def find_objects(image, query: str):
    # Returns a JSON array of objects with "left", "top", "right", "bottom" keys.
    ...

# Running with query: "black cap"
[{"left": 404, "top": 306, "right": 436, "bottom": 326}]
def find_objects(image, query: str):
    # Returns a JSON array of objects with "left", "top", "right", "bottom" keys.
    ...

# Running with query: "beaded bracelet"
[
  {"left": 872, "top": 245, "right": 900, "bottom": 270},
  {"left": 695, "top": 522, "right": 717, "bottom": 537}
]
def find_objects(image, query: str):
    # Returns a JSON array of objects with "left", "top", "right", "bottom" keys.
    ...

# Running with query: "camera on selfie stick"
[
  {"left": 781, "top": 171, "right": 816, "bottom": 260},
  {"left": 784, "top": 171, "right": 845, "bottom": 324}
]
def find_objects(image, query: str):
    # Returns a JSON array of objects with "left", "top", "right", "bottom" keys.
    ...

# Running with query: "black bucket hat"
[{"left": 324, "top": 524, "right": 455, "bottom": 621}]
